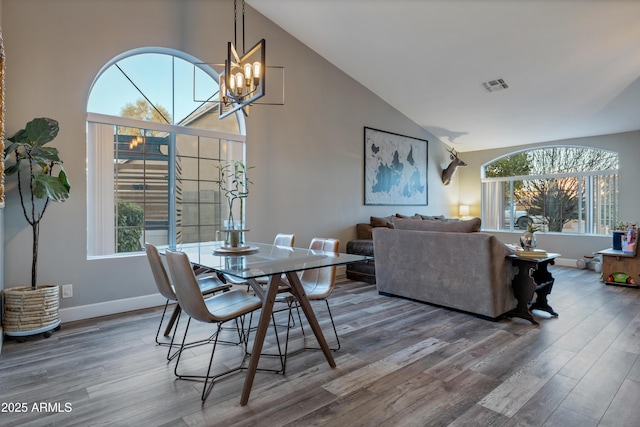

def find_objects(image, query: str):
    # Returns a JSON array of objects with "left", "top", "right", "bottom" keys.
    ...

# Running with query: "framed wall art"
[{"left": 364, "top": 127, "right": 428, "bottom": 206}]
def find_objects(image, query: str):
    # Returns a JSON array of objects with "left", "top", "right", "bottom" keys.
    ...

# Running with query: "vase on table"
[
  {"left": 520, "top": 230, "right": 537, "bottom": 251},
  {"left": 223, "top": 219, "right": 248, "bottom": 248}
]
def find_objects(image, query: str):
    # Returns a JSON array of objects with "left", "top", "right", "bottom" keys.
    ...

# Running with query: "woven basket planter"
[{"left": 3, "top": 285, "right": 60, "bottom": 333}]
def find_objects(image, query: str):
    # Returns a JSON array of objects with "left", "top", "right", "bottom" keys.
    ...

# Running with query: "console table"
[{"left": 506, "top": 253, "right": 560, "bottom": 325}]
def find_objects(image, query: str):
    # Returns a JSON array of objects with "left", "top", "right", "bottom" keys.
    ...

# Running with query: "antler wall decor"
[{"left": 441, "top": 147, "right": 467, "bottom": 185}]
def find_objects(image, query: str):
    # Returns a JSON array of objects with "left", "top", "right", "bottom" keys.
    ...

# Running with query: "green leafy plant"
[
  {"left": 117, "top": 201, "right": 144, "bottom": 253},
  {"left": 4, "top": 117, "right": 70, "bottom": 290}
]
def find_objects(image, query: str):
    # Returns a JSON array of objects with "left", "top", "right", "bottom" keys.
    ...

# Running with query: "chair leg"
[
  {"left": 173, "top": 316, "right": 260, "bottom": 402},
  {"left": 293, "top": 299, "right": 340, "bottom": 352},
  {"left": 244, "top": 311, "right": 286, "bottom": 374},
  {"left": 155, "top": 300, "right": 187, "bottom": 361},
  {"left": 323, "top": 299, "right": 341, "bottom": 351},
  {"left": 155, "top": 299, "right": 171, "bottom": 344}
]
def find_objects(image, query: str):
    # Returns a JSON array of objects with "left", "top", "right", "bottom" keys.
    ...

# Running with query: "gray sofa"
[
  {"left": 373, "top": 218, "right": 517, "bottom": 319},
  {"left": 346, "top": 213, "right": 456, "bottom": 283}
]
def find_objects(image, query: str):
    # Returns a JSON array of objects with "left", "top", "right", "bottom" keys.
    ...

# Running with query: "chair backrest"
[
  {"left": 145, "top": 243, "right": 176, "bottom": 301},
  {"left": 274, "top": 233, "right": 295, "bottom": 247},
  {"left": 300, "top": 238, "right": 339, "bottom": 299},
  {"left": 165, "top": 250, "right": 215, "bottom": 323}
]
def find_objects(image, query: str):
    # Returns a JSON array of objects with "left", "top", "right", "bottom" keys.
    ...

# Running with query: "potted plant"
[
  {"left": 217, "top": 160, "right": 253, "bottom": 247},
  {"left": 2, "top": 117, "right": 70, "bottom": 338}
]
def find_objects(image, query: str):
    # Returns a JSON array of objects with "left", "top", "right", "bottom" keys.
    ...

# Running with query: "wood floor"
[{"left": 2, "top": 266, "right": 640, "bottom": 426}]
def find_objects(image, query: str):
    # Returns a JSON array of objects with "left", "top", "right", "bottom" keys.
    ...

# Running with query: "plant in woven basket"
[{"left": 4, "top": 117, "right": 70, "bottom": 290}]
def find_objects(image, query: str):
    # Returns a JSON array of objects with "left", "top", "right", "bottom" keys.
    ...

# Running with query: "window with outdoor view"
[
  {"left": 86, "top": 48, "right": 246, "bottom": 256},
  {"left": 481, "top": 146, "right": 619, "bottom": 235}
]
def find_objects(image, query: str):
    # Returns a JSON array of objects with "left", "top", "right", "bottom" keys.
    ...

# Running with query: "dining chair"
[
  {"left": 145, "top": 243, "right": 231, "bottom": 361},
  {"left": 165, "top": 249, "right": 264, "bottom": 401},
  {"left": 239, "top": 233, "right": 295, "bottom": 291},
  {"left": 276, "top": 237, "right": 340, "bottom": 373}
]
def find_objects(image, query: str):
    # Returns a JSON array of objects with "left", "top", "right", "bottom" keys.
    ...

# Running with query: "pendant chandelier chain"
[{"left": 233, "top": 0, "right": 247, "bottom": 54}]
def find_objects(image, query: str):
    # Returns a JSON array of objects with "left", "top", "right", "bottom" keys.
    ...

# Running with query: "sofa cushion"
[
  {"left": 370, "top": 215, "right": 395, "bottom": 228},
  {"left": 395, "top": 213, "right": 422, "bottom": 219},
  {"left": 393, "top": 217, "right": 481, "bottom": 233},
  {"left": 416, "top": 214, "right": 446, "bottom": 220}
]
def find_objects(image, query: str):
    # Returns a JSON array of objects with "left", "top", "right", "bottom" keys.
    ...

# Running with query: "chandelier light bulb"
[
  {"left": 244, "top": 63, "right": 253, "bottom": 86},
  {"left": 220, "top": 76, "right": 227, "bottom": 103},
  {"left": 235, "top": 72, "right": 244, "bottom": 95},
  {"left": 253, "top": 61, "right": 261, "bottom": 85}
]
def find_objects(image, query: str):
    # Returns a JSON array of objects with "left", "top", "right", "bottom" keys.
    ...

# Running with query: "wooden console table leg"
[
  {"left": 530, "top": 260, "right": 558, "bottom": 316},
  {"left": 507, "top": 262, "right": 538, "bottom": 325}
]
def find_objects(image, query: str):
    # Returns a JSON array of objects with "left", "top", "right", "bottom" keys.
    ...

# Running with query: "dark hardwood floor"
[{"left": 2, "top": 266, "right": 640, "bottom": 426}]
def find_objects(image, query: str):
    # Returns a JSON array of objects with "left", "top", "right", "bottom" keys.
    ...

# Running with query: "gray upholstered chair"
[
  {"left": 145, "top": 243, "right": 230, "bottom": 361},
  {"left": 165, "top": 249, "right": 265, "bottom": 401}
]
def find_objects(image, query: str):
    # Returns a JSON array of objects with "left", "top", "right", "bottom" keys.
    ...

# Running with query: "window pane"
[
  {"left": 200, "top": 137, "right": 221, "bottom": 158},
  {"left": 199, "top": 159, "right": 219, "bottom": 180},
  {"left": 177, "top": 157, "right": 199, "bottom": 180},
  {"left": 200, "top": 180, "right": 218, "bottom": 202},
  {"left": 482, "top": 146, "right": 618, "bottom": 235},
  {"left": 176, "top": 134, "right": 199, "bottom": 157},
  {"left": 181, "top": 180, "right": 199, "bottom": 203}
]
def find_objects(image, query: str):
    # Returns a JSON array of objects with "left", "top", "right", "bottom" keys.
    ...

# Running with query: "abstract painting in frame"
[{"left": 364, "top": 127, "right": 428, "bottom": 205}]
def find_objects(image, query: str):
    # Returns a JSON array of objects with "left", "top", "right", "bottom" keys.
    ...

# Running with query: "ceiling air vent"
[{"left": 482, "top": 78, "right": 509, "bottom": 93}]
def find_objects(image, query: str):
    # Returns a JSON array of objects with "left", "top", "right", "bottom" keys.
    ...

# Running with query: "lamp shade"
[{"left": 459, "top": 205, "right": 470, "bottom": 217}]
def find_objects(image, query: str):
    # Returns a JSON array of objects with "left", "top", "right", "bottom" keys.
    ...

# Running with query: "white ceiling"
[{"left": 247, "top": 0, "right": 640, "bottom": 152}]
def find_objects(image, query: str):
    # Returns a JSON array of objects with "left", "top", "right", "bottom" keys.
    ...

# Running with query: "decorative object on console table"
[
  {"left": 363, "top": 127, "right": 428, "bottom": 206},
  {"left": 519, "top": 223, "right": 538, "bottom": 251},
  {"left": 2, "top": 117, "right": 71, "bottom": 339},
  {"left": 506, "top": 252, "right": 560, "bottom": 325}
]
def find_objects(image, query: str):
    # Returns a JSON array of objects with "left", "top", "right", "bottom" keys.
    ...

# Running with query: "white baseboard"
[{"left": 59, "top": 293, "right": 166, "bottom": 323}]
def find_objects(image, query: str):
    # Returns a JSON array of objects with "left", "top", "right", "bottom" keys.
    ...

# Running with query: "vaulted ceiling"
[{"left": 248, "top": 0, "right": 640, "bottom": 152}]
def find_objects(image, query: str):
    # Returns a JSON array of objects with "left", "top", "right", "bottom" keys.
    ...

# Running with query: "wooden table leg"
[
  {"left": 530, "top": 260, "right": 558, "bottom": 316},
  {"left": 240, "top": 275, "right": 280, "bottom": 406},
  {"left": 164, "top": 305, "right": 181, "bottom": 337},
  {"left": 285, "top": 271, "right": 336, "bottom": 368},
  {"left": 506, "top": 262, "right": 538, "bottom": 325}
]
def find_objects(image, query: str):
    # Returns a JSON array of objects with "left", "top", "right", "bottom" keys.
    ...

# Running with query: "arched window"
[
  {"left": 481, "top": 146, "right": 619, "bottom": 235},
  {"left": 87, "top": 48, "right": 245, "bottom": 256}
]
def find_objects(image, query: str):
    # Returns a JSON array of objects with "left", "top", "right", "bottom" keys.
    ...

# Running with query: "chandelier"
[{"left": 219, "top": 0, "right": 266, "bottom": 119}]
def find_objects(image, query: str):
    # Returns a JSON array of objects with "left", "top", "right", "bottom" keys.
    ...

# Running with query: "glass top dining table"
[
  {"left": 160, "top": 240, "right": 372, "bottom": 405},
  {"left": 164, "top": 241, "right": 371, "bottom": 280}
]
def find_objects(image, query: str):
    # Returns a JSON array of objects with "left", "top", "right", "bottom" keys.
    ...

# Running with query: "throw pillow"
[
  {"left": 394, "top": 217, "right": 481, "bottom": 232},
  {"left": 370, "top": 215, "right": 395, "bottom": 228},
  {"left": 395, "top": 213, "right": 422, "bottom": 219},
  {"left": 416, "top": 214, "right": 446, "bottom": 220}
]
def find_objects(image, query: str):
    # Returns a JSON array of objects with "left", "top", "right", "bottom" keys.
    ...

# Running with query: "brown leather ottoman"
[{"left": 346, "top": 239, "right": 376, "bottom": 284}]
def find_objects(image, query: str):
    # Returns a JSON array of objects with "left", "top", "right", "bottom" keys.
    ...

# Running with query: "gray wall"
[
  {"left": 1, "top": 0, "right": 459, "bottom": 319},
  {"left": 457, "top": 130, "right": 640, "bottom": 261}
]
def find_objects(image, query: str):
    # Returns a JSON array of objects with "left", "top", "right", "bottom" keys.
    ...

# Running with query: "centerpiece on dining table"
[{"left": 217, "top": 160, "right": 254, "bottom": 251}]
